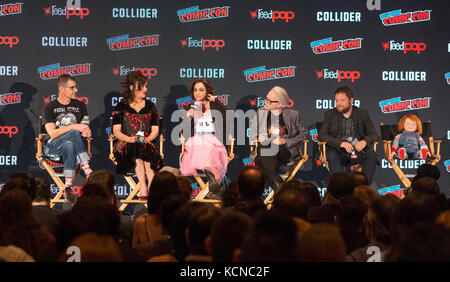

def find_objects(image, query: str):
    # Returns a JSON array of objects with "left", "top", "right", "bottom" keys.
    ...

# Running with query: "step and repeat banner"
[{"left": 1, "top": 0, "right": 449, "bottom": 203}]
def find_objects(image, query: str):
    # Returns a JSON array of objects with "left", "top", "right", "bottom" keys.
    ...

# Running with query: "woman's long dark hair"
[{"left": 121, "top": 70, "right": 147, "bottom": 104}]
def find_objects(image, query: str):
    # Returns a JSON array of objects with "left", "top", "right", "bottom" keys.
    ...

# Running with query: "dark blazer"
[
  {"left": 318, "top": 106, "right": 378, "bottom": 149},
  {"left": 250, "top": 108, "right": 308, "bottom": 161},
  {"left": 187, "top": 99, "right": 228, "bottom": 142}
]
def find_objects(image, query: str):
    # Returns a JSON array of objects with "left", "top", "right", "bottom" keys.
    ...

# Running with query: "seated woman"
[
  {"left": 112, "top": 71, "right": 163, "bottom": 200},
  {"left": 179, "top": 79, "right": 229, "bottom": 192}
]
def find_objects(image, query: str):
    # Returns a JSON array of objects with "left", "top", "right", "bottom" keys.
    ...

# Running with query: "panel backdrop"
[{"left": 1, "top": 0, "right": 449, "bottom": 212}]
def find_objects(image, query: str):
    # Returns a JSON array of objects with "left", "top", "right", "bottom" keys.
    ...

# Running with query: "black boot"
[
  {"left": 271, "top": 181, "right": 282, "bottom": 194},
  {"left": 204, "top": 169, "right": 221, "bottom": 195},
  {"left": 64, "top": 186, "right": 75, "bottom": 203}
]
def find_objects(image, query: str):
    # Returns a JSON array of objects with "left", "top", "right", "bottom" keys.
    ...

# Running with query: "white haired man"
[{"left": 249, "top": 86, "right": 308, "bottom": 193}]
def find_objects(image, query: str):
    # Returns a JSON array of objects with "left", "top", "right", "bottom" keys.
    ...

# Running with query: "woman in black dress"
[{"left": 111, "top": 71, "right": 162, "bottom": 200}]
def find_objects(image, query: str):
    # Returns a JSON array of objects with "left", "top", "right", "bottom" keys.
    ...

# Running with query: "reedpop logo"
[
  {"left": 247, "top": 97, "right": 294, "bottom": 109},
  {"left": 43, "top": 0, "right": 90, "bottom": 20},
  {"left": 180, "top": 37, "right": 225, "bottom": 51},
  {"left": 382, "top": 41, "right": 427, "bottom": 54},
  {"left": 250, "top": 9, "right": 295, "bottom": 22},
  {"left": 112, "top": 66, "right": 158, "bottom": 79},
  {"left": 316, "top": 69, "right": 360, "bottom": 83}
]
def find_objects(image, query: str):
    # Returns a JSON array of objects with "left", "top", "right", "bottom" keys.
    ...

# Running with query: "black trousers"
[
  {"left": 326, "top": 146, "right": 378, "bottom": 184},
  {"left": 255, "top": 145, "right": 291, "bottom": 185}
]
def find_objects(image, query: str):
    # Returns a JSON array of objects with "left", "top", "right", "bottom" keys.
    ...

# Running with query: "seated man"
[
  {"left": 43, "top": 74, "right": 92, "bottom": 202},
  {"left": 249, "top": 86, "right": 308, "bottom": 192},
  {"left": 318, "top": 86, "right": 378, "bottom": 184}
]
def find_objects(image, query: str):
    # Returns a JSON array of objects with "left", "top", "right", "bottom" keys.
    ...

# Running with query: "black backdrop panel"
[{"left": 1, "top": 0, "right": 449, "bottom": 203}]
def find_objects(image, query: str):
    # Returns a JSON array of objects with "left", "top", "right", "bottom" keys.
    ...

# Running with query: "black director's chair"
[
  {"left": 249, "top": 139, "right": 309, "bottom": 206},
  {"left": 35, "top": 116, "right": 91, "bottom": 208},
  {"left": 179, "top": 131, "right": 235, "bottom": 204},
  {"left": 380, "top": 121, "right": 441, "bottom": 188},
  {"left": 316, "top": 122, "right": 378, "bottom": 174},
  {"left": 109, "top": 116, "right": 165, "bottom": 212}
]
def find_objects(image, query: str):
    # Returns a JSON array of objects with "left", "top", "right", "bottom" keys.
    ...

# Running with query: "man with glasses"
[
  {"left": 318, "top": 86, "right": 378, "bottom": 184},
  {"left": 249, "top": 86, "right": 308, "bottom": 193},
  {"left": 43, "top": 74, "right": 93, "bottom": 202}
]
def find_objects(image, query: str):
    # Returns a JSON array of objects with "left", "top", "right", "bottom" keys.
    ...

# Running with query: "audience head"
[
  {"left": 336, "top": 196, "right": 368, "bottom": 229},
  {"left": 209, "top": 211, "right": 253, "bottom": 262},
  {"left": 176, "top": 176, "right": 193, "bottom": 201},
  {"left": 436, "top": 210, "right": 450, "bottom": 229},
  {"left": 299, "top": 181, "right": 321, "bottom": 208},
  {"left": 363, "top": 194, "right": 400, "bottom": 244},
  {"left": 237, "top": 166, "right": 266, "bottom": 200},
  {"left": 412, "top": 163, "right": 440, "bottom": 183},
  {"left": 220, "top": 181, "right": 239, "bottom": 208},
  {"left": 33, "top": 177, "right": 51, "bottom": 204},
  {"left": 148, "top": 171, "right": 181, "bottom": 214},
  {"left": 351, "top": 171, "right": 369, "bottom": 186},
  {"left": 326, "top": 172, "right": 356, "bottom": 200},
  {"left": 1, "top": 172, "right": 37, "bottom": 200},
  {"left": 298, "top": 223, "right": 346, "bottom": 262},
  {"left": 241, "top": 210, "right": 299, "bottom": 262},
  {"left": 354, "top": 185, "right": 379, "bottom": 207},
  {"left": 187, "top": 204, "right": 223, "bottom": 255},
  {"left": 273, "top": 181, "right": 309, "bottom": 219},
  {"left": 411, "top": 177, "right": 440, "bottom": 196}
]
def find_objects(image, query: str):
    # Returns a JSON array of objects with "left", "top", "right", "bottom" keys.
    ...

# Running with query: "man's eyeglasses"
[
  {"left": 265, "top": 97, "right": 279, "bottom": 104},
  {"left": 63, "top": 85, "right": 78, "bottom": 90}
]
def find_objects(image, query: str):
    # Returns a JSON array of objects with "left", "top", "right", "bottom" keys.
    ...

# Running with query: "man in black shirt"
[
  {"left": 43, "top": 74, "right": 92, "bottom": 202},
  {"left": 318, "top": 86, "right": 378, "bottom": 184},
  {"left": 250, "top": 86, "right": 308, "bottom": 193}
]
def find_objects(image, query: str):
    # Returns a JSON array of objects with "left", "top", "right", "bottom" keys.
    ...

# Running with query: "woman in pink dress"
[{"left": 179, "top": 79, "right": 229, "bottom": 191}]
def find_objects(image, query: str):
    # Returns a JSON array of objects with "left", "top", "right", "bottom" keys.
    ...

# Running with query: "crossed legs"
[{"left": 135, "top": 158, "right": 155, "bottom": 199}]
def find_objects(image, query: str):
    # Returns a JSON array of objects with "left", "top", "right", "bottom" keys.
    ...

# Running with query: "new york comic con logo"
[
  {"left": 310, "top": 37, "right": 362, "bottom": 54},
  {"left": 244, "top": 66, "right": 296, "bottom": 82},
  {"left": 37, "top": 63, "right": 91, "bottom": 80},
  {"left": 0, "top": 92, "right": 21, "bottom": 106},
  {"left": 445, "top": 72, "right": 450, "bottom": 85},
  {"left": 176, "top": 94, "right": 229, "bottom": 110},
  {"left": 177, "top": 5, "right": 229, "bottom": 23},
  {"left": 107, "top": 34, "right": 159, "bottom": 51},
  {"left": 379, "top": 97, "right": 431, "bottom": 114},
  {"left": 0, "top": 2, "right": 23, "bottom": 16},
  {"left": 309, "top": 128, "right": 318, "bottom": 142},
  {"left": 444, "top": 160, "right": 450, "bottom": 173},
  {"left": 378, "top": 185, "right": 405, "bottom": 198},
  {"left": 379, "top": 9, "right": 431, "bottom": 26}
]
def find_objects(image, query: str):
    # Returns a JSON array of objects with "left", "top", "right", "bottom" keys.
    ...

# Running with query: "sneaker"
[
  {"left": 64, "top": 186, "right": 75, "bottom": 203},
  {"left": 420, "top": 147, "right": 429, "bottom": 159},
  {"left": 397, "top": 148, "right": 406, "bottom": 160}
]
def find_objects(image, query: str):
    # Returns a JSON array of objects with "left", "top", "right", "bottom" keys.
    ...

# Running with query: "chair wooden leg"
[
  {"left": 193, "top": 176, "right": 209, "bottom": 200},
  {"left": 283, "top": 156, "right": 308, "bottom": 182},
  {"left": 390, "top": 159, "right": 411, "bottom": 188},
  {"left": 118, "top": 176, "right": 146, "bottom": 212}
]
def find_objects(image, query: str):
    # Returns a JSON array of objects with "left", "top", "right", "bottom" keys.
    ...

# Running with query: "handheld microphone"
[
  {"left": 135, "top": 124, "right": 145, "bottom": 143},
  {"left": 81, "top": 115, "right": 90, "bottom": 125}
]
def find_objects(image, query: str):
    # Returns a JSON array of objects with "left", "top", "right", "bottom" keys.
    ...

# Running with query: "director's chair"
[
  {"left": 380, "top": 121, "right": 441, "bottom": 188},
  {"left": 316, "top": 122, "right": 378, "bottom": 173},
  {"left": 109, "top": 116, "right": 165, "bottom": 212},
  {"left": 249, "top": 139, "right": 309, "bottom": 207},
  {"left": 35, "top": 116, "right": 91, "bottom": 208},
  {"left": 179, "top": 132, "right": 235, "bottom": 202}
]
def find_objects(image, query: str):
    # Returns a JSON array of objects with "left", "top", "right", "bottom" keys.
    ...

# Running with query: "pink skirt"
[{"left": 180, "top": 134, "right": 228, "bottom": 183}]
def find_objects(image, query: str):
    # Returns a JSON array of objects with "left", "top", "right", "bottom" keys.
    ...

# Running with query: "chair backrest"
[{"left": 380, "top": 121, "right": 432, "bottom": 141}]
